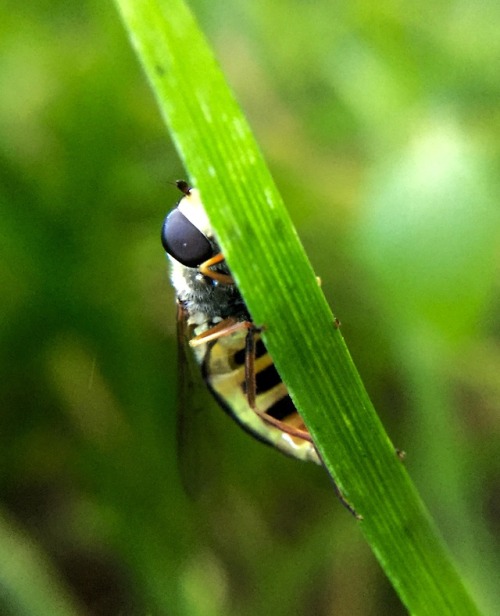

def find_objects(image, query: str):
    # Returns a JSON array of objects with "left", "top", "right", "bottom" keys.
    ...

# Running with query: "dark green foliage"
[{"left": 1, "top": 1, "right": 499, "bottom": 614}]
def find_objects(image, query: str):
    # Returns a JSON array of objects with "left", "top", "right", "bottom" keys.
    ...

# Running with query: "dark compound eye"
[{"left": 161, "top": 208, "right": 214, "bottom": 267}]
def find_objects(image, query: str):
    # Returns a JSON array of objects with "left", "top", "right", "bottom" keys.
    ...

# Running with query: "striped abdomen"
[{"left": 199, "top": 326, "right": 320, "bottom": 464}]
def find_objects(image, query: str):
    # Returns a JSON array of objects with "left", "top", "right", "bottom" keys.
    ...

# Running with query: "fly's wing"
[{"left": 175, "top": 302, "right": 222, "bottom": 497}]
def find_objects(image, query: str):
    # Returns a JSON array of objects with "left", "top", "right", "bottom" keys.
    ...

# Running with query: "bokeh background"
[{"left": 1, "top": 1, "right": 499, "bottom": 614}]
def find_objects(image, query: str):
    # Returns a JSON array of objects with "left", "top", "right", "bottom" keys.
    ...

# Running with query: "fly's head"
[{"left": 161, "top": 184, "right": 245, "bottom": 319}]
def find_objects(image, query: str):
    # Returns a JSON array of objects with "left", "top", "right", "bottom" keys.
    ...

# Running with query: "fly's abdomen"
[{"left": 202, "top": 328, "right": 320, "bottom": 464}]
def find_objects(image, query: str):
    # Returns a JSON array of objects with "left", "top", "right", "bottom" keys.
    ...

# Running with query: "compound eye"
[{"left": 161, "top": 208, "right": 213, "bottom": 267}]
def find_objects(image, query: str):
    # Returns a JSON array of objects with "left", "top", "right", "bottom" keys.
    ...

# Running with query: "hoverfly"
[{"left": 161, "top": 181, "right": 321, "bottom": 465}]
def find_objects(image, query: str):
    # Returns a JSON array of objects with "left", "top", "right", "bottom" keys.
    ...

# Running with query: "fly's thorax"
[{"left": 170, "top": 256, "right": 248, "bottom": 319}]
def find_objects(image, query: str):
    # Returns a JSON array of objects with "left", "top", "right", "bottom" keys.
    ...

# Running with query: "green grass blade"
[{"left": 114, "top": 1, "right": 483, "bottom": 614}]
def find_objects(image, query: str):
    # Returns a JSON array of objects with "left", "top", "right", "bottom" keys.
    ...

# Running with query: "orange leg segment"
[{"left": 199, "top": 253, "right": 234, "bottom": 285}]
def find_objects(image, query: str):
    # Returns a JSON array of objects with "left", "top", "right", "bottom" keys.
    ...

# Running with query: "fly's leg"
[
  {"left": 245, "top": 327, "right": 314, "bottom": 441},
  {"left": 189, "top": 317, "right": 252, "bottom": 347},
  {"left": 312, "top": 447, "right": 363, "bottom": 520},
  {"left": 191, "top": 318, "right": 264, "bottom": 411},
  {"left": 332, "top": 480, "right": 362, "bottom": 519},
  {"left": 198, "top": 253, "right": 234, "bottom": 285}
]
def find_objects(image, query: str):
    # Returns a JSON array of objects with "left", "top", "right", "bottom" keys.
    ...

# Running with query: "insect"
[{"left": 161, "top": 181, "right": 321, "bottom": 465}]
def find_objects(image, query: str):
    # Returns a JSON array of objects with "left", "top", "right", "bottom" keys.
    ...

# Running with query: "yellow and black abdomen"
[{"left": 200, "top": 328, "right": 320, "bottom": 464}]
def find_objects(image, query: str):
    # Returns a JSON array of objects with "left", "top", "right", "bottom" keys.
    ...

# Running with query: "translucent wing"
[{"left": 175, "top": 302, "right": 222, "bottom": 497}]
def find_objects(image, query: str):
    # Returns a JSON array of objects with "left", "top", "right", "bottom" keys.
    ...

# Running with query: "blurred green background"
[{"left": 1, "top": 1, "right": 499, "bottom": 614}]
